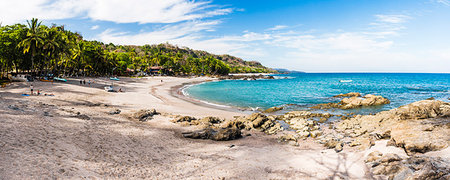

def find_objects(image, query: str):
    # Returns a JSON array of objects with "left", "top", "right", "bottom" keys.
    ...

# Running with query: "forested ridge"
[{"left": 0, "top": 18, "right": 275, "bottom": 79}]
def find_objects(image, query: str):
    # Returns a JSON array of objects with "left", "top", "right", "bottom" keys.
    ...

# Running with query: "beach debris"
[
  {"left": 134, "top": 109, "right": 158, "bottom": 121},
  {"left": 182, "top": 128, "right": 242, "bottom": 141},
  {"left": 332, "top": 92, "right": 361, "bottom": 98},
  {"left": 263, "top": 106, "right": 284, "bottom": 113},
  {"left": 43, "top": 111, "right": 53, "bottom": 117},
  {"left": 8, "top": 105, "right": 20, "bottom": 111},
  {"left": 365, "top": 152, "right": 449, "bottom": 180},
  {"left": 334, "top": 100, "right": 450, "bottom": 154},
  {"left": 310, "top": 94, "right": 390, "bottom": 109},
  {"left": 72, "top": 114, "right": 91, "bottom": 120},
  {"left": 108, "top": 109, "right": 121, "bottom": 115}
]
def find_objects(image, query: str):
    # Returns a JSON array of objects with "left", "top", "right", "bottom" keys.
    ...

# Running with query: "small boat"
[
  {"left": 110, "top": 77, "right": 120, "bottom": 81},
  {"left": 339, "top": 80, "right": 353, "bottom": 83},
  {"left": 11, "top": 74, "right": 32, "bottom": 82},
  {"left": 104, "top": 86, "right": 114, "bottom": 92},
  {"left": 40, "top": 79, "right": 53, "bottom": 82},
  {"left": 54, "top": 77, "right": 67, "bottom": 82},
  {"left": 40, "top": 76, "right": 53, "bottom": 82}
]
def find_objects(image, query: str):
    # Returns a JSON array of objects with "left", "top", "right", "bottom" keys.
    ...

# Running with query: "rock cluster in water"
[{"left": 311, "top": 93, "right": 390, "bottom": 109}]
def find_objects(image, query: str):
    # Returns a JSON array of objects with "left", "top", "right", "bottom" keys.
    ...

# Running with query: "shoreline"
[
  {"left": 1, "top": 76, "right": 448, "bottom": 179},
  {"left": 170, "top": 79, "right": 256, "bottom": 115}
]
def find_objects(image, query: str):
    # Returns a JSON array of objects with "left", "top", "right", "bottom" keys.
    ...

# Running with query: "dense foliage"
[{"left": 0, "top": 18, "right": 275, "bottom": 79}]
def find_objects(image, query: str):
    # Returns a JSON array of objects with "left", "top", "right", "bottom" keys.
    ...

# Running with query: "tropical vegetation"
[{"left": 0, "top": 18, "right": 275, "bottom": 79}]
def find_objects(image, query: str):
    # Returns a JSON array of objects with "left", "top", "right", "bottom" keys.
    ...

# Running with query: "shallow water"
[{"left": 185, "top": 73, "right": 450, "bottom": 114}]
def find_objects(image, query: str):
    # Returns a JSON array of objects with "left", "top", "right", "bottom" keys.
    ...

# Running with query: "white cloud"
[
  {"left": 90, "top": 25, "right": 99, "bottom": 30},
  {"left": 267, "top": 25, "right": 288, "bottom": 31},
  {"left": 98, "top": 20, "right": 221, "bottom": 45},
  {"left": 0, "top": 0, "right": 232, "bottom": 25},
  {"left": 375, "top": 14, "right": 411, "bottom": 24},
  {"left": 435, "top": 0, "right": 450, "bottom": 6}
]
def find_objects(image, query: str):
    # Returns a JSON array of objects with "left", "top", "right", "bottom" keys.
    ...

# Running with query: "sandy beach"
[{"left": 0, "top": 77, "right": 448, "bottom": 179}]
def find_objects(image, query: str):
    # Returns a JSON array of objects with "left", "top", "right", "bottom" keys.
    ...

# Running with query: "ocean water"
[{"left": 185, "top": 73, "right": 450, "bottom": 115}]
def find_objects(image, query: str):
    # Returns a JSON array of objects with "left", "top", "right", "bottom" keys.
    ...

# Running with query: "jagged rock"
[
  {"left": 366, "top": 153, "right": 449, "bottom": 180},
  {"left": 222, "top": 113, "right": 283, "bottom": 134},
  {"left": 182, "top": 128, "right": 242, "bottom": 141},
  {"left": 263, "top": 106, "right": 284, "bottom": 113},
  {"left": 134, "top": 109, "right": 158, "bottom": 121},
  {"left": 285, "top": 117, "right": 321, "bottom": 139},
  {"left": 333, "top": 92, "right": 362, "bottom": 98},
  {"left": 334, "top": 142, "right": 344, "bottom": 152}
]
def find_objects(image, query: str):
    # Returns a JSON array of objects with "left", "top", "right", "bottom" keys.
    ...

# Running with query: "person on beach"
[
  {"left": 88, "top": 80, "right": 91, "bottom": 86},
  {"left": 30, "top": 84, "right": 33, "bottom": 95},
  {"left": 83, "top": 80, "right": 86, "bottom": 85},
  {"left": 80, "top": 80, "right": 82, "bottom": 85}
]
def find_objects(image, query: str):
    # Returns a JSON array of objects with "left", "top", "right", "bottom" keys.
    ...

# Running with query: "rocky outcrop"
[
  {"left": 365, "top": 151, "right": 449, "bottom": 180},
  {"left": 171, "top": 116, "right": 224, "bottom": 128},
  {"left": 284, "top": 118, "right": 322, "bottom": 139},
  {"left": 222, "top": 113, "right": 283, "bottom": 135},
  {"left": 263, "top": 106, "right": 284, "bottom": 113},
  {"left": 340, "top": 94, "right": 390, "bottom": 109},
  {"left": 333, "top": 92, "right": 361, "bottom": 98},
  {"left": 310, "top": 94, "right": 390, "bottom": 109},
  {"left": 134, "top": 109, "right": 158, "bottom": 121},
  {"left": 336, "top": 100, "right": 450, "bottom": 154},
  {"left": 182, "top": 128, "right": 242, "bottom": 141}
]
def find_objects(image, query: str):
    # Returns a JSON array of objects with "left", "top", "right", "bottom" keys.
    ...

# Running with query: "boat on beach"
[
  {"left": 54, "top": 77, "right": 67, "bottom": 82},
  {"left": 110, "top": 77, "right": 120, "bottom": 81},
  {"left": 104, "top": 85, "right": 114, "bottom": 92}
]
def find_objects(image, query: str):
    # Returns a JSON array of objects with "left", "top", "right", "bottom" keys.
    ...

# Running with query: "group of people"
[
  {"left": 79, "top": 79, "right": 92, "bottom": 86},
  {"left": 29, "top": 84, "right": 54, "bottom": 96}
]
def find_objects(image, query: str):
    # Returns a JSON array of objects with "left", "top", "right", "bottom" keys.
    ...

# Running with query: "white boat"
[
  {"left": 10, "top": 74, "right": 31, "bottom": 82},
  {"left": 339, "top": 80, "right": 353, "bottom": 83},
  {"left": 104, "top": 86, "right": 114, "bottom": 92}
]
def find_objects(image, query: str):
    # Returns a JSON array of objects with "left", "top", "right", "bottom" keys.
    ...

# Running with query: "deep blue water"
[{"left": 185, "top": 73, "right": 450, "bottom": 114}]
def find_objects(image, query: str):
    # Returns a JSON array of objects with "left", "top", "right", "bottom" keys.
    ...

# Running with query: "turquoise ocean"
[{"left": 184, "top": 73, "right": 450, "bottom": 115}]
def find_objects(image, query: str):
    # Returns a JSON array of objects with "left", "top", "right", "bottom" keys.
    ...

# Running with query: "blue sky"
[{"left": 1, "top": 0, "right": 449, "bottom": 72}]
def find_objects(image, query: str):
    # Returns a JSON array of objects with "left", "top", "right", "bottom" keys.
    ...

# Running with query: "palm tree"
[{"left": 19, "top": 18, "right": 44, "bottom": 72}]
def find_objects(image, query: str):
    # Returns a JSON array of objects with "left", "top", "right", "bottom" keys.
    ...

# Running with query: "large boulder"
[
  {"left": 335, "top": 100, "right": 450, "bottom": 154},
  {"left": 171, "top": 116, "right": 224, "bottom": 128},
  {"left": 134, "top": 109, "right": 158, "bottom": 121},
  {"left": 182, "top": 128, "right": 242, "bottom": 141},
  {"left": 222, "top": 113, "right": 283, "bottom": 134},
  {"left": 365, "top": 152, "right": 449, "bottom": 180},
  {"left": 340, "top": 94, "right": 390, "bottom": 109}
]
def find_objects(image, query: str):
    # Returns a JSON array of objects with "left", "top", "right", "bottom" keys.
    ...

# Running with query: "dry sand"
[{"left": 0, "top": 76, "right": 447, "bottom": 179}]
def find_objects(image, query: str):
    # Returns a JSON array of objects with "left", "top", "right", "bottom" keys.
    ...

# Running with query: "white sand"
[{"left": 1, "top": 76, "right": 447, "bottom": 179}]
